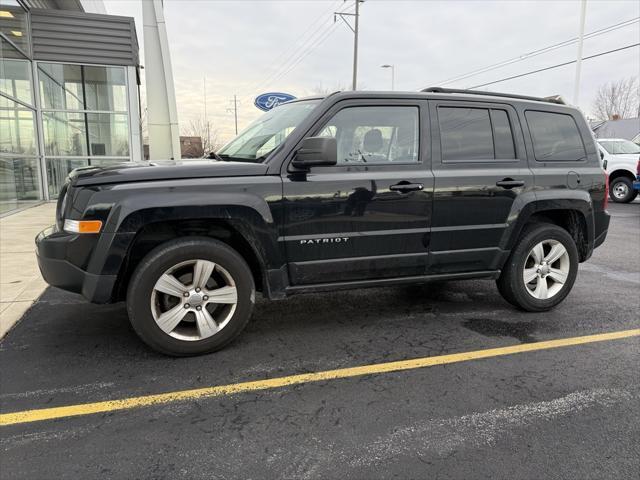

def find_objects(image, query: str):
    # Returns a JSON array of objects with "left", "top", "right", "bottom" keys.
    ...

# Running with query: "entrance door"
[{"left": 281, "top": 101, "right": 433, "bottom": 285}]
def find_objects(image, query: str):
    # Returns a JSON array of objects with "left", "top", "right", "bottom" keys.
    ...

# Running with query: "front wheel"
[
  {"left": 127, "top": 237, "right": 255, "bottom": 356},
  {"left": 609, "top": 176, "right": 638, "bottom": 203},
  {"left": 497, "top": 223, "right": 579, "bottom": 312}
]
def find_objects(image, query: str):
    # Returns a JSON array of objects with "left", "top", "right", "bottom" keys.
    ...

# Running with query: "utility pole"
[
  {"left": 335, "top": 1, "right": 364, "bottom": 90},
  {"left": 227, "top": 95, "right": 239, "bottom": 135},
  {"left": 204, "top": 75, "right": 210, "bottom": 151},
  {"left": 573, "top": 0, "right": 587, "bottom": 106},
  {"left": 352, "top": 0, "right": 361, "bottom": 90}
]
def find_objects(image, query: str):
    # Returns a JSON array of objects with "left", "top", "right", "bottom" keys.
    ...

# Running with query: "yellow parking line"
[{"left": 1, "top": 329, "right": 639, "bottom": 427}]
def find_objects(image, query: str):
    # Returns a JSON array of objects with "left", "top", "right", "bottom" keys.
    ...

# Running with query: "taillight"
[
  {"left": 636, "top": 157, "right": 640, "bottom": 176},
  {"left": 603, "top": 172, "right": 609, "bottom": 209}
]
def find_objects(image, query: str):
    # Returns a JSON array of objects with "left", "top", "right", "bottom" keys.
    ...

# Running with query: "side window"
[
  {"left": 316, "top": 106, "right": 419, "bottom": 165},
  {"left": 525, "top": 111, "right": 586, "bottom": 161},
  {"left": 439, "top": 107, "right": 493, "bottom": 160},
  {"left": 438, "top": 106, "right": 517, "bottom": 161},
  {"left": 491, "top": 110, "right": 516, "bottom": 159}
]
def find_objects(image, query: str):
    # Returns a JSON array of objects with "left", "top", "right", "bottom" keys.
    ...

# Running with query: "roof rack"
[{"left": 421, "top": 87, "right": 566, "bottom": 105}]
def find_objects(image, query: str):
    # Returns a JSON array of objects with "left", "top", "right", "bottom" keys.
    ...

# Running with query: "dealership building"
[{"left": 1, "top": 0, "right": 142, "bottom": 215}]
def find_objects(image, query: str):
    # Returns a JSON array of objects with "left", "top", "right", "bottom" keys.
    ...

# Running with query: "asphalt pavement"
[{"left": 1, "top": 202, "right": 639, "bottom": 479}]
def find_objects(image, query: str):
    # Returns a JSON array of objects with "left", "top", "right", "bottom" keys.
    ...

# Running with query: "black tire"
[
  {"left": 497, "top": 223, "right": 579, "bottom": 312},
  {"left": 609, "top": 176, "right": 638, "bottom": 203},
  {"left": 126, "top": 237, "right": 255, "bottom": 356}
]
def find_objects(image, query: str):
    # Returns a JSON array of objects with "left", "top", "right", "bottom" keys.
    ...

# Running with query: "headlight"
[{"left": 63, "top": 219, "right": 103, "bottom": 234}]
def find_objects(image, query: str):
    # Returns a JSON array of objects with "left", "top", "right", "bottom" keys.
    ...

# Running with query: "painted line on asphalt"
[{"left": 1, "top": 329, "right": 638, "bottom": 427}]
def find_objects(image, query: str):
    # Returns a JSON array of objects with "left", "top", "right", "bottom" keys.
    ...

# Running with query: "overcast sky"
[{"left": 104, "top": 0, "right": 640, "bottom": 144}]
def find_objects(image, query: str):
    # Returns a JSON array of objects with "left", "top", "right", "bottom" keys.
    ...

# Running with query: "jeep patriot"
[{"left": 36, "top": 88, "right": 611, "bottom": 356}]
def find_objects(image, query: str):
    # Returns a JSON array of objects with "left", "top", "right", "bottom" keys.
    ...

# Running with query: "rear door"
[
  {"left": 428, "top": 100, "right": 533, "bottom": 273},
  {"left": 281, "top": 99, "right": 434, "bottom": 285}
]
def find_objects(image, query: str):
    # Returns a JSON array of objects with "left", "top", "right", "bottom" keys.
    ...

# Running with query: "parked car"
[
  {"left": 36, "top": 88, "right": 610, "bottom": 356},
  {"left": 597, "top": 138, "right": 640, "bottom": 203}
]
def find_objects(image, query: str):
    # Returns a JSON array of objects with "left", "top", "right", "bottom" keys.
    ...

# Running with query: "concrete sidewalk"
[{"left": 0, "top": 203, "right": 55, "bottom": 337}]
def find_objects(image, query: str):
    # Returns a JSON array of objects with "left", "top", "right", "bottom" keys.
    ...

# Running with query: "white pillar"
[
  {"left": 142, "top": 0, "right": 181, "bottom": 160},
  {"left": 126, "top": 66, "right": 143, "bottom": 162}
]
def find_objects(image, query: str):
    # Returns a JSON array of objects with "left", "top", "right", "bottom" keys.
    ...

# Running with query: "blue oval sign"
[{"left": 254, "top": 92, "right": 296, "bottom": 111}]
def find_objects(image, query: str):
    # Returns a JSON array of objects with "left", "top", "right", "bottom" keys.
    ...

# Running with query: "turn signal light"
[{"left": 63, "top": 219, "right": 103, "bottom": 234}]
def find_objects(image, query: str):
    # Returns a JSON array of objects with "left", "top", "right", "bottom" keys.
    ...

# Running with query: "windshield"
[
  {"left": 599, "top": 140, "right": 640, "bottom": 155},
  {"left": 218, "top": 100, "right": 320, "bottom": 162}
]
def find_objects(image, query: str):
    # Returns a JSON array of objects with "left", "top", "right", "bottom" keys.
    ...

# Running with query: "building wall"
[{"left": 0, "top": 1, "right": 141, "bottom": 215}]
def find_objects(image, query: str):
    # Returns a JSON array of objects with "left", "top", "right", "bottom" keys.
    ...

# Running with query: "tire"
[
  {"left": 126, "top": 237, "right": 255, "bottom": 356},
  {"left": 609, "top": 176, "right": 638, "bottom": 203},
  {"left": 497, "top": 223, "right": 579, "bottom": 312}
]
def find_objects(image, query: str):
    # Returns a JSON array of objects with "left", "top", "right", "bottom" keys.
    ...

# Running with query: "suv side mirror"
[{"left": 292, "top": 137, "right": 337, "bottom": 169}]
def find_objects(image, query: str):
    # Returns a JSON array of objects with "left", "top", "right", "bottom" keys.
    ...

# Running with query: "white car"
[{"left": 597, "top": 138, "right": 640, "bottom": 203}]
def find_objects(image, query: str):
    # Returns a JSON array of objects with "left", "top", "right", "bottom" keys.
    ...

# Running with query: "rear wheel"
[
  {"left": 127, "top": 237, "right": 255, "bottom": 356},
  {"left": 609, "top": 176, "right": 638, "bottom": 203},
  {"left": 497, "top": 223, "right": 578, "bottom": 312}
]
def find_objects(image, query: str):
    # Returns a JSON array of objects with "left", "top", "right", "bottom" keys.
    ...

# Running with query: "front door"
[
  {"left": 428, "top": 100, "right": 534, "bottom": 273},
  {"left": 281, "top": 100, "right": 433, "bottom": 285}
]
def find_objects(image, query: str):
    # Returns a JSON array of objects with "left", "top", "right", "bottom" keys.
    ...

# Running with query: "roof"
[{"left": 592, "top": 117, "right": 640, "bottom": 141}]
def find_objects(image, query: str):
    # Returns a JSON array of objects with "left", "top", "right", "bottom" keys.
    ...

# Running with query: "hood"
[{"left": 69, "top": 160, "right": 270, "bottom": 187}]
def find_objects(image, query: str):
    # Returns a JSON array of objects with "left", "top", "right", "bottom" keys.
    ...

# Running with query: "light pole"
[
  {"left": 573, "top": 0, "right": 587, "bottom": 106},
  {"left": 381, "top": 64, "right": 395, "bottom": 90}
]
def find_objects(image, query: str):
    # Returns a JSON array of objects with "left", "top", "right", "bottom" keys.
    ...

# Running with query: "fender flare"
[{"left": 500, "top": 189, "right": 594, "bottom": 253}]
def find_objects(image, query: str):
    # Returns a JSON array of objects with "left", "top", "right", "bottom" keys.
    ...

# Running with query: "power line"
[
  {"left": 242, "top": 0, "right": 346, "bottom": 95},
  {"left": 421, "top": 16, "right": 639, "bottom": 89},
  {"left": 257, "top": 2, "right": 354, "bottom": 92},
  {"left": 467, "top": 42, "right": 640, "bottom": 90},
  {"left": 262, "top": 22, "right": 341, "bottom": 89}
]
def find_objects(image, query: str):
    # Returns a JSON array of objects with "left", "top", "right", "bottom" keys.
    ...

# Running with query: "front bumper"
[{"left": 35, "top": 226, "right": 116, "bottom": 303}]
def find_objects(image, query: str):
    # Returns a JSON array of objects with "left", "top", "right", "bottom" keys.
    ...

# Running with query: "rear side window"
[
  {"left": 525, "top": 111, "right": 586, "bottom": 161},
  {"left": 438, "top": 107, "right": 517, "bottom": 161}
]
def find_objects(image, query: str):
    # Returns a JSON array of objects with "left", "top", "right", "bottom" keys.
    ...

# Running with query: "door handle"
[
  {"left": 496, "top": 178, "right": 525, "bottom": 189},
  {"left": 389, "top": 182, "right": 424, "bottom": 192}
]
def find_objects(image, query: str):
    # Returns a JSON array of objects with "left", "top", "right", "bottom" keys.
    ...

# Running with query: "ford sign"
[{"left": 254, "top": 92, "right": 296, "bottom": 111}]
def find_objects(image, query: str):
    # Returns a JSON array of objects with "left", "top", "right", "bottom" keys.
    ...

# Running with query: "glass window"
[
  {"left": 439, "top": 107, "right": 493, "bottom": 161},
  {"left": 0, "top": 4, "right": 30, "bottom": 56},
  {"left": 84, "top": 66, "right": 127, "bottom": 112},
  {"left": 317, "top": 106, "right": 419, "bottom": 165},
  {"left": 38, "top": 63, "right": 84, "bottom": 110},
  {"left": 87, "top": 113, "right": 129, "bottom": 156},
  {"left": 45, "top": 158, "right": 89, "bottom": 198},
  {"left": 598, "top": 139, "right": 640, "bottom": 155},
  {"left": 491, "top": 109, "right": 516, "bottom": 159},
  {"left": 0, "top": 99, "right": 36, "bottom": 155},
  {"left": 526, "top": 111, "right": 586, "bottom": 161},
  {"left": 42, "top": 112, "right": 87, "bottom": 156},
  {"left": 0, "top": 157, "right": 41, "bottom": 214},
  {"left": 1, "top": 57, "right": 32, "bottom": 105}
]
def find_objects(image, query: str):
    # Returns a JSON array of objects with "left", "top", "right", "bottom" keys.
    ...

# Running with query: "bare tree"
[
  {"left": 181, "top": 118, "right": 222, "bottom": 155},
  {"left": 592, "top": 77, "right": 639, "bottom": 121},
  {"left": 308, "top": 82, "right": 350, "bottom": 95}
]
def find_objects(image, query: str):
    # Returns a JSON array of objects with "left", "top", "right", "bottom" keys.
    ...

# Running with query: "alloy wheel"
[
  {"left": 522, "top": 239, "right": 571, "bottom": 300},
  {"left": 150, "top": 259, "right": 238, "bottom": 341}
]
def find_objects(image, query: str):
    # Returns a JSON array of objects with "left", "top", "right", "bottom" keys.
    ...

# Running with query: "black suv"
[{"left": 36, "top": 89, "right": 610, "bottom": 356}]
